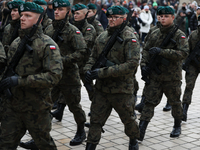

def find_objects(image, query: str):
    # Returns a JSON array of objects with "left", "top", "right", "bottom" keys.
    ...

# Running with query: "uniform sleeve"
[
  {"left": 96, "top": 23, "right": 104, "bottom": 37},
  {"left": 18, "top": 45, "right": 63, "bottom": 88},
  {"left": 98, "top": 38, "right": 140, "bottom": 78},
  {"left": 83, "top": 26, "right": 96, "bottom": 50},
  {"left": 159, "top": 33, "right": 189, "bottom": 60},
  {"left": 140, "top": 37, "right": 152, "bottom": 67},
  {"left": 2, "top": 25, "right": 10, "bottom": 46}
]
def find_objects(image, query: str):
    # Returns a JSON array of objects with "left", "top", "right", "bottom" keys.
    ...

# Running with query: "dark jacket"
[{"left": 190, "top": 13, "right": 198, "bottom": 31}]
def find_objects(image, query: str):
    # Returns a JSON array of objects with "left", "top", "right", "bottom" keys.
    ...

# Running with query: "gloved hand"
[
  {"left": 149, "top": 47, "right": 161, "bottom": 55},
  {"left": 0, "top": 76, "right": 18, "bottom": 91},
  {"left": 141, "top": 66, "right": 150, "bottom": 77},
  {"left": 91, "top": 68, "right": 100, "bottom": 80},
  {"left": 85, "top": 71, "right": 93, "bottom": 83},
  {"left": 142, "top": 22, "right": 146, "bottom": 26}
]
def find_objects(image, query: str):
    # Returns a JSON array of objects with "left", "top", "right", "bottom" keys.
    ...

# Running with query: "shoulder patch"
[
  {"left": 76, "top": 31, "right": 81, "bottom": 34},
  {"left": 181, "top": 36, "right": 185, "bottom": 39},
  {"left": 98, "top": 23, "right": 102, "bottom": 26},
  {"left": 87, "top": 28, "right": 91, "bottom": 31},
  {"left": 134, "top": 32, "right": 137, "bottom": 34},
  {"left": 132, "top": 39, "right": 137, "bottom": 43},
  {"left": 50, "top": 45, "right": 56, "bottom": 50}
]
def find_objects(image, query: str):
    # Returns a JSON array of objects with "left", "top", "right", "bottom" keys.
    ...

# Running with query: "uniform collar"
[{"left": 160, "top": 23, "right": 175, "bottom": 34}]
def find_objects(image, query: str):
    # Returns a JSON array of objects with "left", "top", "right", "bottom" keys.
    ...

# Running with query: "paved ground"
[{"left": 18, "top": 67, "right": 200, "bottom": 150}]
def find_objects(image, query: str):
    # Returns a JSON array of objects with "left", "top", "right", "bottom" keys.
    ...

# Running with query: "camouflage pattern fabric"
[
  {"left": 42, "top": 13, "right": 52, "bottom": 31},
  {"left": 87, "top": 16, "right": 104, "bottom": 37},
  {"left": 182, "top": 28, "right": 200, "bottom": 104}
]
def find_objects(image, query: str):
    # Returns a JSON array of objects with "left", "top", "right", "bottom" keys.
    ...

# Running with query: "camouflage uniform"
[
  {"left": 44, "top": 20, "right": 87, "bottom": 124},
  {"left": 140, "top": 23, "right": 189, "bottom": 122},
  {"left": 182, "top": 27, "right": 200, "bottom": 105},
  {"left": 84, "top": 25, "right": 140, "bottom": 144},
  {"left": 42, "top": 13, "right": 52, "bottom": 31},
  {"left": 0, "top": 25, "right": 63, "bottom": 149}
]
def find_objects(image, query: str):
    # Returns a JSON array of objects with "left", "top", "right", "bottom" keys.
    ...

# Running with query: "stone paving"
[{"left": 18, "top": 68, "right": 200, "bottom": 150}]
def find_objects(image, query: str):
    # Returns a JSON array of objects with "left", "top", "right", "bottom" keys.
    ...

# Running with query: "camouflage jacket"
[
  {"left": 5, "top": 25, "right": 63, "bottom": 112},
  {"left": 0, "top": 42, "right": 6, "bottom": 71},
  {"left": 84, "top": 26, "right": 140, "bottom": 94},
  {"left": 128, "top": 26, "right": 139, "bottom": 40},
  {"left": 141, "top": 23, "right": 189, "bottom": 81},
  {"left": 44, "top": 20, "right": 87, "bottom": 85},
  {"left": 87, "top": 16, "right": 104, "bottom": 37},
  {"left": 42, "top": 13, "right": 52, "bottom": 31}
]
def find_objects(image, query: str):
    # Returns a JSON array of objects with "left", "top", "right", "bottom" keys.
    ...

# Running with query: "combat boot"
[
  {"left": 138, "top": 120, "right": 149, "bottom": 141},
  {"left": 182, "top": 103, "right": 189, "bottom": 122},
  {"left": 129, "top": 138, "right": 139, "bottom": 150},
  {"left": 135, "top": 96, "right": 145, "bottom": 113},
  {"left": 19, "top": 139, "right": 39, "bottom": 150},
  {"left": 85, "top": 142, "right": 97, "bottom": 150},
  {"left": 70, "top": 123, "right": 86, "bottom": 146},
  {"left": 170, "top": 119, "right": 181, "bottom": 137},
  {"left": 51, "top": 103, "right": 66, "bottom": 121},
  {"left": 163, "top": 101, "right": 171, "bottom": 111}
]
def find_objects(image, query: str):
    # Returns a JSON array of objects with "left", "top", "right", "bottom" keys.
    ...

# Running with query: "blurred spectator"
[
  {"left": 152, "top": 2, "right": 158, "bottom": 26},
  {"left": 140, "top": 0, "right": 147, "bottom": 10},
  {"left": 190, "top": 6, "right": 200, "bottom": 31},
  {"left": 186, "top": 9, "right": 193, "bottom": 35},
  {"left": 178, "top": 2, "right": 187, "bottom": 14},
  {"left": 148, "top": 1, "right": 156, "bottom": 26},
  {"left": 128, "top": 1, "right": 134, "bottom": 11},
  {"left": 174, "top": 2, "right": 179, "bottom": 13},
  {"left": 175, "top": 10, "right": 188, "bottom": 35},
  {"left": 140, "top": 5, "right": 153, "bottom": 43},
  {"left": 46, "top": 1, "right": 54, "bottom": 20},
  {"left": 122, "top": 1, "right": 128, "bottom": 8},
  {"left": 137, "top": 0, "right": 141, "bottom": 7}
]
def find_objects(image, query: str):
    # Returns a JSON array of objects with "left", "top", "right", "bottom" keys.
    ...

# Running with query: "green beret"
[
  {"left": 33, "top": 0, "right": 47, "bottom": 6},
  {"left": 158, "top": 6, "right": 175, "bottom": 15},
  {"left": 106, "top": 6, "right": 126, "bottom": 16},
  {"left": 72, "top": 4, "right": 87, "bottom": 12},
  {"left": 7, "top": 0, "right": 25, "bottom": 10},
  {"left": 87, "top": 3, "right": 96, "bottom": 10},
  {"left": 123, "top": 7, "right": 129, "bottom": 14},
  {"left": 157, "top": 6, "right": 162, "bottom": 15},
  {"left": 53, "top": 0, "right": 70, "bottom": 8},
  {"left": 18, "top": 2, "right": 44, "bottom": 14}
]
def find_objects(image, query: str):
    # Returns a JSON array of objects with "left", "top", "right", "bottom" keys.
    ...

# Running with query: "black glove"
[
  {"left": 141, "top": 66, "right": 150, "bottom": 77},
  {"left": 142, "top": 22, "right": 146, "bottom": 26},
  {"left": 85, "top": 71, "right": 93, "bottom": 83},
  {"left": 149, "top": 47, "right": 161, "bottom": 55},
  {"left": 91, "top": 69, "right": 100, "bottom": 80},
  {"left": 0, "top": 76, "right": 18, "bottom": 91}
]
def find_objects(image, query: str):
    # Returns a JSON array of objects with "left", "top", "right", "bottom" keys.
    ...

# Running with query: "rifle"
[
  {"left": 182, "top": 39, "right": 200, "bottom": 73},
  {"left": 84, "top": 11, "right": 133, "bottom": 91},
  {"left": 0, "top": 11, "right": 45, "bottom": 98},
  {"left": 52, "top": 11, "right": 69, "bottom": 43},
  {"left": 141, "top": 16, "right": 185, "bottom": 84}
]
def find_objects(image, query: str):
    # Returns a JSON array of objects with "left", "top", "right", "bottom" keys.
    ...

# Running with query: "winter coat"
[{"left": 139, "top": 10, "right": 153, "bottom": 33}]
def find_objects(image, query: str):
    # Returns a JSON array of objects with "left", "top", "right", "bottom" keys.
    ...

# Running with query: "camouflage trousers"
[
  {"left": 87, "top": 89, "right": 140, "bottom": 144},
  {"left": 51, "top": 84, "right": 86, "bottom": 124},
  {"left": 182, "top": 64, "right": 199, "bottom": 105},
  {"left": 0, "top": 108, "right": 56, "bottom": 150},
  {"left": 140, "top": 79, "right": 183, "bottom": 122}
]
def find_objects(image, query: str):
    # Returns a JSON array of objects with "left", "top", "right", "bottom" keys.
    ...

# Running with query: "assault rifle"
[
  {"left": 84, "top": 11, "right": 133, "bottom": 91},
  {"left": 0, "top": 11, "right": 45, "bottom": 98},
  {"left": 182, "top": 39, "right": 200, "bottom": 72},
  {"left": 52, "top": 11, "right": 69, "bottom": 42},
  {"left": 141, "top": 16, "right": 185, "bottom": 84}
]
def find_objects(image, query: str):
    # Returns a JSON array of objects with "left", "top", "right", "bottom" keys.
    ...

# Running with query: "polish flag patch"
[
  {"left": 98, "top": 23, "right": 102, "bottom": 26},
  {"left": 181, "top": 36, "right": 185, "bottom": 39},
  {"left": 50, "top": 45, "right": 56, "bottom": 50},
  {"left": 76, "top": 31, "right": 80, "bottom": 34},
  {"left": 87, "top": 28, "right": 91, "bottom": 31},
  {"left": 132, "top": 39, "right": 137, "bottom": 43},
  {"left": 134, "top": 32, "right": 137, "bottom": 34}
]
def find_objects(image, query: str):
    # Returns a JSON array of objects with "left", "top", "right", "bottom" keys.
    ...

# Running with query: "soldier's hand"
[
  {"left": 91, "top": 69, "right": 99, "bottom": 80},
  {"left": 141, "top": 66, "right": 150, "bottom": 77},
  {"left": 85, "top": 71, "right": 93, "bottom": 83},
  {"left": 149, "top": 47, "right": 161, "bottom": 55},
  {"left": 0, "top": 76, "right": 18, "bottom": 91}
]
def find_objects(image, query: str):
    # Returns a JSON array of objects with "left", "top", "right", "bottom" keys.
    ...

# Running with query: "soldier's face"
[
  {"left": 160, "top": 14, "right": 174, "bottom": 27},
  {"left": 87, "top": 9, "right": 96, "bottom": 18},
  {"left": 74, "top": 10, "right": 86, "bottom": 21},
  {"left": 54, "top": 7, "right": 68, "bottom": 20},
  {"left": 108, "top": 15, "right": 124, "bottom": 27},
  {"left": 20, "top": 12, "right": 40, "bottom": 29},
  {"left": 11, "top": 8, "right": 20, "bottom": 20}
]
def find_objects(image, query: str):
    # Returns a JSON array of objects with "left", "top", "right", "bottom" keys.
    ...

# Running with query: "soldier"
[
  {"left": 84, "top": 6, "right": 140, "bottom": 150},
  {"left": 2, "top": 0, "right": 25, "bottom": 54},
  {"left": 182, "top": 16, "right": 200, "bottom": 122},
  {"left": 139, "top": 6, "right": 189, "bottom": 141},
  {"left": 33, "top": 0, "right": 52, "bottom": 31},
  {"left": 45, "top": 0, "right": 87, "bottom": 146},
  {"left": 87, "top": 3, "right": 104, "bottom": 37},
  {"left": 0, "top": 2, "right": 63, "bottom": 149}
]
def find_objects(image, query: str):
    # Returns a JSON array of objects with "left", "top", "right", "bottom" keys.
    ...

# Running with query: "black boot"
[
  {"left": 129, "top": 138, "right": 139, "bottom": 150},
  {"left": 52, "top": 101, "right": 58, "bottom": 110},
  {"left": 170, "top": 119, "right": 181, "bottom": 137},
  {"left": 135, "top": 96, "right": 145, "bottom": 113},
  {"left": 51, "top": 103, "right": 66, "bottom": 121},
  {"left": 85, "top": 143, "right": 97, "bottom": 150},
  {"left": 182, "top": 103, "right": 189, "bottom": 122},
  {"left": 138, "top": 120, "right": 149, "bottom": 141},
  {"left": 70, "top": 123, "right": 86, "bottom": 146},
  {"left": 19, "top": 139, "right": 39, "bottom": 150},
  {"left": 163, "top": 101, "right": 171, "bottom": 111},
  {"left": 85, "top": 122, "right": 90, "bottom": 128}
]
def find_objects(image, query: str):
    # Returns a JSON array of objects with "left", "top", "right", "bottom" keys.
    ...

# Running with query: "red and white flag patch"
[
  {"left": 181, "top": 36, "right": 185, "bottom": 39},
  {"left": 50, "top": 45, "right": 56, "bottom": 50},
  {"left": 87, "top": 28, "right": 91, "bottom": 31},
  {"left": 134, "top": 32, "right": 137, "bottom": 34},
  {"left": 76, "top": 31, "right": 80, "bottom": 34},
  {"left": 98, "top": 23, "right": 102, "bottom": 26},
  {"left": 132, "top": 39, "right": 137, "bottom": 43}
]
